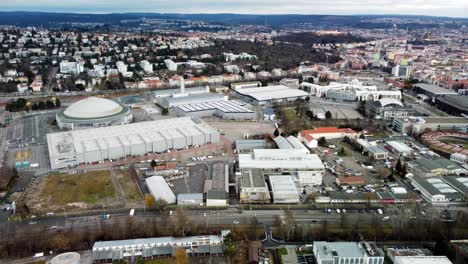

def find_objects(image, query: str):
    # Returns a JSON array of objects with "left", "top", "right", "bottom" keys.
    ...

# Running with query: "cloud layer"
[{"left": 0, "top": 0, "right": 466, "bottom": 18}]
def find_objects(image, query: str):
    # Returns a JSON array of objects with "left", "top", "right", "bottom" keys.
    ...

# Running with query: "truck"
[
  {"left": 33, "top": 252, "right": 44, "bottom": 258},
  {"left": 129, "top": 209, "right": 135, "bottom": 216}
]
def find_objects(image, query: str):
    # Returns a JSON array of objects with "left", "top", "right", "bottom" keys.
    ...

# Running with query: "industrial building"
[
  {"left": 234, "top": 85, "right": 310, "bottom": 105},
  {"left": 365, "top": 98, "right": 413, "bottom": 120},
  {"left": 313, "top": 241, "right": 385, "bottom": 264},
  {"left": 386, "top": 247, "right": 433, "bottom": 262},
  {"left": 235, "top": 140, "right": 268, "bottom": 153},
  {"left": 409, "top": 175, "right": 466, "bottom": 206},
  {"left": 393, "top": 116, "right": 468, "bottom": 134},
  {"left": 177, "top": 193, "right": 204, "bottom": 206},
  {"left": 146, "top": 176, "right": 176, "bottom": 204},
  {"left": 394, "top": 256, "right": 453, "bottom": 264},
  {"left": 435, "top": 95, "right": 468, "bottom": 116},
  {"left": 204, "top": 162, "right": 229, "bottom": 193},
  {"left": 301, "top": 79, "right": 401, "bottom": 102},
  {"left": 239, "top": 169, "right": 271, "bottom": 204},
  {"left": 385, "top": 141, "right": 413, "bottom": 157},
  {"left": 92, "top": 230, "right": 229, "bottom": 262},
  {"left": 56, "top": 97, "right": 133, "bottom": 130},
  {"left": 413, "top": 83, "right": 457, "bottom": 98},
  {"left": 299, "top": 127, "right": 358, "bottom": 141},
  {"left": 152, "top": 86, "right": 209, "bottom": 98},
  {"left": 407, "top": 158, "right": 467, "bottom": 177},
  {"left": 231, "top": 81, "right": 261, "bottom": 91},
  {"left": 47, "top": 117, "right": 220, "bottom": 169},
  {"left": 238, "top": 149, "right": 325, "bottom": 186},
  {"left": 268, "top": 175, "right": 300, "bottom": 204},
  {"left": 355, "top": 139, "right": 388, "bottom": 160},
  {"left": 273, "top": 136, "right": 310, "bottom": 153},
  {"left": 206, "top": 190, "right": 227, "bottom": 207},
  {"left": 175, "top": 99, "right": 256, "bottom": 120}
]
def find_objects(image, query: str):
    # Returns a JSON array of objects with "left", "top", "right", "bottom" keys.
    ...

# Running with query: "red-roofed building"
[
  {"left": 298, "top": 127, "right": 358, "bottom": 148},
  {"left": 336, "top": 176, "right": 367, "bottom": 186}
]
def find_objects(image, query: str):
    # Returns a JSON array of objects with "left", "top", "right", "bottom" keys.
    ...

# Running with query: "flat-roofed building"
[
  {"left": 394, "top": 256, "right": 453, "bottom": 264},
  {"left": 235, "top": 139, "right": 267, "bottom": 153},
  {"left": 274, "top": 136, "right": 310, "bottom": 154},
  {"left": 177, "top": 193, "right": 204, "bottom": 206},
  {"left": 393, "top": 116, "right": 468, "bottom": 134},
  {"left": 386, "top": 141, "right": 413, "bottom": 157},
  {"left": 234, "top": 85, "right": 309, "bottom": 105},
  {"left": 269, "top": 175, "right": 300, "bottom": 204},
  {"left": 413, "top": 83, "right": 457, "bottom": 98},
  {"left": 410, "top": 175, "right": 466, "bottom": 205},
  {"left": 47, "top": 117, "right": 219, "bottom": 169},
  {"left": 146, "top": 176, "right": 176, "bottom": 204},
  {"left": 313, "top": 241, "right": 384, "bottom": 264},
  {"left": 175, "top": 99, "right": 256, "bottom": 120},
  {"left": 239, "top": 169, "right": 271, "bottom": 203},
  {"left": 407, "top": 158, "right": 467, "bottom": 177},
  {"left": 206, "top": 190, "right": 227, "bottom": 207},
  {"left": 238, "top": 149, "right": 325, "bottom": 186},
  {"left": 92, "top": 230, "right": 229, "bottom": 262},
  {"left": 435, "top": 95, "right": 468, "bottom": 116},
  {"left": 298, "top": 127, "right": 358, "bottom": 146}
]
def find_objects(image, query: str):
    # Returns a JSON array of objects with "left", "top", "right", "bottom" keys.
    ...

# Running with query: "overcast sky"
[{"left": 0, "top": 0, "right": 467, "bottom": 18}]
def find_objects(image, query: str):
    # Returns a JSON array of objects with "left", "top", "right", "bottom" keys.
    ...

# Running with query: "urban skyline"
[{"left": 0, "top": 0, "right": 467, "bottom": 18}]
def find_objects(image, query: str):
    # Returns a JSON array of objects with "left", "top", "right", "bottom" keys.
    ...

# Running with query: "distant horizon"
[
  {"left": 0, "top": 0, "right": 467, "bottom": 19},
  {"left": 0, "top": 10, "right": 467, "bottom": 20}
]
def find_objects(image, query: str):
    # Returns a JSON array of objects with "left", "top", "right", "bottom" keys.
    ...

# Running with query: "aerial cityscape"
[{"left": 0, "top": 1, "right": 467, "bottom": 264}]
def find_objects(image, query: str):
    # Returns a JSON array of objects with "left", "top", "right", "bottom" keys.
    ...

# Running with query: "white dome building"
[
  {"left": 56, "top": 97, "right": 132, "bottom": 130},
  {"left": 49, "top": 252, "right": 80, "bottom": 264}
]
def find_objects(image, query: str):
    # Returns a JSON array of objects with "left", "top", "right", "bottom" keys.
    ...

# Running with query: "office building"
[
  {"left": 365, "top": 98, "right": 413, "bottom": 120},
  {"left": 300, "top": 79, "right": 401, "bottom": 102},
  {"left": 60, "top": 61, "right": 84, "bottom": 74},
  {"left": 313, "top": 241, "right": 384, "bottom": 264},
  {"left": 92, "top": 230, "right": 229, "bottom": 262},
  {"left": 393, "top": 116, "right": 468, "bottom": 134}
]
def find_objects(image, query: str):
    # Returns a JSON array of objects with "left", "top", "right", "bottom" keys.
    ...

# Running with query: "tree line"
[{"left": 5, "top": 97, "right": 61, "bottom": 112}]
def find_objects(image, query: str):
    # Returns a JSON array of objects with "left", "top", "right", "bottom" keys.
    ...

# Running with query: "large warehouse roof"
[
  {"left": 176, "top": 99, "right": 254, "bottom": 114},
  {"left": 235, "top": 85, "right": 309, "bottom": 101},
  {"left": 47, "top": 117, "right": 219, "bottom": 169},
  {"left": 63, "top": 97, "right": 124, "bottom": 118},
  {"left": 239, "top": 149, "right": 325, "bottom": 170},
  {"left": 394, "top": 256, "right": 453, "bottom": 264},
  {"left": 145, "top": 176, "right": 176, "bottom": 204},
  {"left": 415, "top": 83, "right": 457, "bottom": 95}
]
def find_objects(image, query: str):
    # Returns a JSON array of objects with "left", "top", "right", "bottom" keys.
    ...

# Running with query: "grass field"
[
  {"left": 42, "top": 170, "right": 116, "bottom": 205},
  {"left": 115, "top": 170, "right": 142, "bottom": 201}
]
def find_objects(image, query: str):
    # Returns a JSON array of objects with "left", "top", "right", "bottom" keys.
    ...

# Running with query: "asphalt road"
[{"left": 0, "top": 207, "right": 425, "bottom": 244}]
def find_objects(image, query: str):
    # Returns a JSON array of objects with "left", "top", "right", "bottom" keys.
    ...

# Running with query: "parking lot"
[
  {"left": 309, "top": 105, "right": 363, "bottom": 119},
  {"left": 207, "top": 121, "right": 276, "bottom": 141}
]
